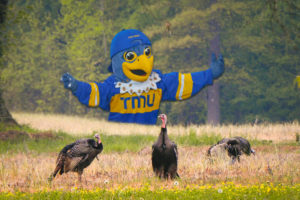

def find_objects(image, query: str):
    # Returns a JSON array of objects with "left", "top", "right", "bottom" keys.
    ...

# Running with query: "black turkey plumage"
[
  {"left": 49, "top": 134, "right": 103, "bottom": 182},
  {"left": 152, "top": 114, "right": 179, "bottom": 179},
  {"left": 207, "top": 136, "right": 255, "bottom": 163}
]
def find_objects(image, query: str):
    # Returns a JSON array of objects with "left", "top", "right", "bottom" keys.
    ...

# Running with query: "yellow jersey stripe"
[
  {"left": 176, "top": 73, "right": 182, "bottom": 100},
  {"left": 181, "top": 73, "right": 193, "bottom": 99},
  {"left": 88, "top": 82, "right": 100, "bottom": 107},
  {"left": 176, "top": 73, "right": 193, "bottom": 100}
]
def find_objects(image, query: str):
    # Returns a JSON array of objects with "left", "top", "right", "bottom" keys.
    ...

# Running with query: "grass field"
[
  {"left": 1, "top": 184, "right": 300, "bottom": 200},
  {"left": 12, "top": 112, "right": 300, "bottom": 142},
  {"left": 0, "top": 113, "right": 299, "bottom": 199}
]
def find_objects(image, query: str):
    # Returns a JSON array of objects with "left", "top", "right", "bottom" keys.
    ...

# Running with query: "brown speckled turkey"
[
  {"left": 49, "top": 134, "right": 103, "bottom": 182},
  {"left": 207, "top": 136, "right": 255, "bottom": 163}
]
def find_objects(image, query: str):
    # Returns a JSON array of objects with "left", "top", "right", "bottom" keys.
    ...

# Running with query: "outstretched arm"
[
  {"left": 60, "top": 73, "right": 110, "bottom": 110},
  {"left": 161, "top": 53, "right": 224, "bottom": 101}
]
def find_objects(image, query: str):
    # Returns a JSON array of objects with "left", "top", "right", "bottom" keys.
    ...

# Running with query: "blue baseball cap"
[{"left": 110, "top": 29, "right": 152, "bottom": 59}]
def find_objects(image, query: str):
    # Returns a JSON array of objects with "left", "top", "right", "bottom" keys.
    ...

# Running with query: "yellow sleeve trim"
[
  {"left": 176, "top": 73, "right": 182, "bottom": 100},
  {"left": 88, "top": 82, "right": 100, "bottom": 107},
  {"left": 295, "top": 76, "right": 300, "bottom": 89},
  {"left": 176, "top": 73, "right": 193, "bottom": 100}
]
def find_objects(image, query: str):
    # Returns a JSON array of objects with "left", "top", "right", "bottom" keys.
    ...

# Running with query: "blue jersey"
[{"left": 73, "top": 69, "right": 213, "bottom": 124}]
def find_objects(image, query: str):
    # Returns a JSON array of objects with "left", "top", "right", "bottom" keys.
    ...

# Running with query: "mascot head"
[{"left": 108, "top": 29, "right": 153, "bottom": 82}]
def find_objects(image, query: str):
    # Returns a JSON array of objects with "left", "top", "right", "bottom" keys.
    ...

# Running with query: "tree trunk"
[
  {"left": 207, "top": 1, "right": 221, "bottom": 125},
  {"left": 0, "top": 89, "right": 17, "bottom": 124},
  {"left": 207, "top": 66, "right": 220, "bottom": 125},
  {"left": 207, "top": 83, "right": 220, "bottom": 125},
  {"left": 0, "top": 0, "right": 18, "bottom": 125}
]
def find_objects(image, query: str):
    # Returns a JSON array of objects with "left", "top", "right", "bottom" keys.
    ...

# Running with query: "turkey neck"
[
  {"left": 95, "top": 139, "right": 103, "bottom": 150},
  {"left": 159, "top": 126, "right": 169, "bottom": 147},
  {"left": 97, "top": 142, "right": 103, "bottom": 150}
]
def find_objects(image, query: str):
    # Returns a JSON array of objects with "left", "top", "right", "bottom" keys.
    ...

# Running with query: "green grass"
[
  {"left": 0, "top": 131, "right": 75, "bottom": 154},
  {"left": 1, "top": 124, "right": 298, "bottom": 154},
  {"left": 250, "top": 138, "right": 299, "bottom": 147},
  {"left": 101, "top": 134, "right": 155, "bottom": 152},
  {"left": 0, "top": 123, "right": 37, "bottom": 133},
  {"left": 173, "top": 129, "right": 223, "bottom": 146},
  {"left": 0, "top": 183, "right": 299, "bottom": 200},
  {"left": 0, "top": 128, "right": 222, "bottom": 154}
]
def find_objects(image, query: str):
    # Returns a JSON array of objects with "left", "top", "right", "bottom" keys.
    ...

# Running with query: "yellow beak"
[{"left": 122, "top": 55, "right": 153, "bottom": 82}]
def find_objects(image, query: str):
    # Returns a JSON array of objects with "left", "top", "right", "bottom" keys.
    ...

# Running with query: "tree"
[
  {"left": 0, "top": 0, "right": 17, "bottom": 125},
  {"left": 207, "top": 0, "right": 221, "bottom": 125},
  {"left": 1, "top": 0, "right": 299, "bottom": 124}
]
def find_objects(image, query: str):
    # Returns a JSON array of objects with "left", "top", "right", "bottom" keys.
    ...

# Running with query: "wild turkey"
[
  {"left": 152, "top": 114, "right": 179, "bottom": 179},
  {"left": 49, "top": 134, "right": 103, "bottom": 182},
  {"left": 207, "top": 136, "right": 255, "bottom": 163}
]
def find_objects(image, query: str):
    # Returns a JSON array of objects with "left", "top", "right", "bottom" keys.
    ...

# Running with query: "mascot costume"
[{"left": 61, "top": 29, "right": 224, "bottom": 125}]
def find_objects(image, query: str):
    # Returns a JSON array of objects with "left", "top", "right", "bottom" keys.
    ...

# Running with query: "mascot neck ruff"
[{"left": 61, "top": 29, "right": 224, "bottom": 125}]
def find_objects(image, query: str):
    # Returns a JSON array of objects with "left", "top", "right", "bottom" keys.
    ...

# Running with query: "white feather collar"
[{"left": 115, "top": 72, "right": 161, "bottom": 96}]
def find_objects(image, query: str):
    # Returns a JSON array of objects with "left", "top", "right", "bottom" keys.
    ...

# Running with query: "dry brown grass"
[
  {"left": 3, "top": 112, "right": 298, "bottom": 192},
  {"left": 13, "top": 112, "right": 300, "bottom": 142},
  {"left": 1, "top": 146, "right": 299, "bottom": 192}
]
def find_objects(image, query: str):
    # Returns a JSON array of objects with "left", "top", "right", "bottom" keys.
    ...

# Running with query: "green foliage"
[{"left": 0, "top": 0, "right": 299, "bottom": 124}]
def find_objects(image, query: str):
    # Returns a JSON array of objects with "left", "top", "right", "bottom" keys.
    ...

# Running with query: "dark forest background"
[{"left": 0, "top": 0, "right": 299, "bottom": 125}]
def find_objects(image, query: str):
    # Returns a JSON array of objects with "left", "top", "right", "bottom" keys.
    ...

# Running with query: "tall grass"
[
  {"left": 0, "top": 145, "right": 299, "bottom": 192},
  {"left": 2, "top": 124, "right": 292, "bottom": 155},
  {"left": 0, "top": 112, "right": 299, "bottom": 194},
  {"left": 12, "top": 112, "right": 300, "bottom": 143},
  {"left": 0, "top": 131, "right": 75, "bottom": 154},
  {"left": 0, "top": 130, "right": 225, "bottom": 154},
  {"left": 174, "top": 129, "right": 222, "bottom": 146}
]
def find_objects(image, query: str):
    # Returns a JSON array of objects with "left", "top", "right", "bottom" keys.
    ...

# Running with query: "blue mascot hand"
[
  {"left": 60, "top": 73, "right": 78, "bottom": 92},
  {"left": 210, "top": 53, "right": 224, "bottom": 79}
]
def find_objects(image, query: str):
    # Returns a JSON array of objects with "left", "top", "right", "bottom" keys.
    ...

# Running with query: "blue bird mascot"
[{"left": 61, "top": 29, "right": 224, "bottom": 125}]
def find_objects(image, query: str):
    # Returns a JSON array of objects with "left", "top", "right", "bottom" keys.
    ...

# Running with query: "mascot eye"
[
  {"left": 144, "top": 47, "right": 151, "bottom": 57},
  {"left": 124, "top": 51, "right": 137, "bottom": 62}
]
